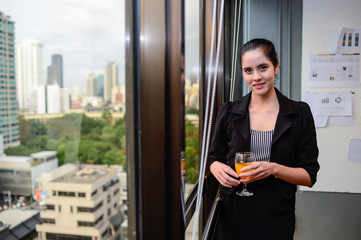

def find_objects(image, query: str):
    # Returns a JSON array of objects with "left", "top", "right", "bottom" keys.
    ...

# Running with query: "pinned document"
[
  {"left": 308, "top": 53, "right": 360, "bottom": 88},
  {"left": 347, "top": 138, "right": 361, "bottom": 164},
  {"left": 336, "top": 27, "right": 361, "bottom": 54}
]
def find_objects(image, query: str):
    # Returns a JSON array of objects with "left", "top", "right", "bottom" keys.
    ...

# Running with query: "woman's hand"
[
  {"left": 238, "top": 161, "right": 275, "bottom": 183},
  {"left": 238, "top": 161, "right": 312, "bottom": 186},
  {"left": 210, "top": 161, "right": 240, "bottom": 188}
]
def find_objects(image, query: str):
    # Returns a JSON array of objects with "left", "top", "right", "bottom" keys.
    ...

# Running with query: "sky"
[
  {"left": 0, "top": 0, "right": 126, "bottom": 90},
  {"left": 0, "top": 0, "right": 200, "bottom": 91}
]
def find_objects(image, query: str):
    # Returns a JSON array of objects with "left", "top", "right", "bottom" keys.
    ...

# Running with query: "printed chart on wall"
[
  {"left": 302, "top": 91, "right": 354, "bottom": 128},
  {"left": 336, "top": 27, "right": 361, "bottom": 54},
  {"left": 308, "top": 53, "right": 360, "bottom": 88}
]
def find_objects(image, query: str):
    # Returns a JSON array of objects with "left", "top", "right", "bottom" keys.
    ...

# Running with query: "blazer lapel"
[
  {"left": 230, "top": 93, "right": 251, "bottom": 151},
  {"left": 272, "top": 89, "right": 297, "bottom": 146}
]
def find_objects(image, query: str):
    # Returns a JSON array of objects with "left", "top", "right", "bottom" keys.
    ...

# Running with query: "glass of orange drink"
[{"left": 235, "top": 152, "right": 255, "bottom": 196}]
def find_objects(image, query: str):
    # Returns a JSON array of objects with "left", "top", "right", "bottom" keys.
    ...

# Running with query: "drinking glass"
[{"left": 234, "top": 152, "right": 255, "bottom": 197}]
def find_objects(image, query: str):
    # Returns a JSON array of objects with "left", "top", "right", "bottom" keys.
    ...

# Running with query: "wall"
[{"left": 295, "top": 0, "right": 361, "bottom": 239}]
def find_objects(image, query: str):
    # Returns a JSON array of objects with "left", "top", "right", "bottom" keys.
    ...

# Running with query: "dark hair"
[{"left": 240, "top": 38, "right": 278, "bottom": 68}]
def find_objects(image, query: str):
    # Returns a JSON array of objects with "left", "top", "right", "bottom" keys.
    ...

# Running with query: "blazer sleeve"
[
  {"left": 208, "top": 102, "right": 232, "bottom": 165},
  {"left": 296, "top": 101, "right": 320, "bottom": 186}
]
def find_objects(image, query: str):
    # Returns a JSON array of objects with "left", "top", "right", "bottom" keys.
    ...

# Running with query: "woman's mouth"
[{"left": 253, "top": 82, "right": 265, "bottom": 89}]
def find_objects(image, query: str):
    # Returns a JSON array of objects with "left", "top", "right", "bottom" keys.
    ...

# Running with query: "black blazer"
[{"left": 209, "top": 88, "right": 320, "bottom": 199}]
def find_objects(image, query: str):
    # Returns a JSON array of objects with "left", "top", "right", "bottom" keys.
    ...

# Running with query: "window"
[
  {"left": 91, "top": 190, "right": 97, "bottom": 197},
  {"left": 58, "top": 191, "right": 75, "bottom": 197},
  {"left": 78, "top": 192, "right": 86, "bottom": 198},
  {"left": 113, "top": 188, "right": 119, "bottom": 196},
  {"left": 43, "top": 218, "right": 56, "bottom": 224},
  {"left": 78, "top": 221, "right": 94, "bottom": 227},
  {"left": 46, "top": 204, "right": 55, "bottom": 210}
]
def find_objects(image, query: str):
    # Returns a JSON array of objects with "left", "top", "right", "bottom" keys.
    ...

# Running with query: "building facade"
[
  {"left": 86, "top": 74, "right": 97, "bottom": 97},
  {"left": 36, "top": 164, "right": 123, "bottom": 240},
  {"left": 47, "top": 54, "right": 63, "bottom": 87},
  {"left": 15, "top": 39, "right": 43, "bottom": 112},
  {"left": 0, "top": 151, "right": 58, "bottom": 198},
  {"left": 0, "top": 12, "right": 20, "bottom": 148},
  {"left": 104, "top": 61, "right": 118, "bottom": 103}
]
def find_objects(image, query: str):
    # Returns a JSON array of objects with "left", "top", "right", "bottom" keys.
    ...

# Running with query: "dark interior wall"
[{"left": 295, "top": 191, "right": 361, "bottom": 240}]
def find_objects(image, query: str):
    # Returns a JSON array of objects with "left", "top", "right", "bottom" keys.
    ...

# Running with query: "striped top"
[{"left": 250, "top": 129, "right": 274, "bottom": 162}]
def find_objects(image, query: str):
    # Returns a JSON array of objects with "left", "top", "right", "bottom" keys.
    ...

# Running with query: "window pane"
[
  {"left": 0, "top": 1, "right": 127, "bottom": 239},
  {"left": 184, "top": 0, "right": 200, "bottom": 193}
]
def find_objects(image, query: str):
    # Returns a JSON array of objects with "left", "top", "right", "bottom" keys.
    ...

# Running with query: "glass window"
[{"left": 184, "top": 0, "right": 200, "bottom": 194}]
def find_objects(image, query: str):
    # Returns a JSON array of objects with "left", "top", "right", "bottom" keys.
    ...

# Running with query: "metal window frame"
[{"left": 125, "top": 0, "right": 184, "bottom": 239}]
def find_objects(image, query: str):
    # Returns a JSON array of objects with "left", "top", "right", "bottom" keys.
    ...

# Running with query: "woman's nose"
[{"left": 253, "top": 70, "right": 262, "bottom": 81}]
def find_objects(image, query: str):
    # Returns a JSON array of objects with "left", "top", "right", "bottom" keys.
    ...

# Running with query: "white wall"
[{"left": 302, "top": 0, "right": 361, "bottom": 193}]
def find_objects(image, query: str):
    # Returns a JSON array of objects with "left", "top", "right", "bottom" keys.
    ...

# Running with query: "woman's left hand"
[{"left": 238, "top": 161, "right": 276, "bottom": 183}]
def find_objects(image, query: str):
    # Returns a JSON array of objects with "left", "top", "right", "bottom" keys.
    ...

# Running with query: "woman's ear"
[{"left": 275, "top": 61, "right": 280, "bottom": 75}]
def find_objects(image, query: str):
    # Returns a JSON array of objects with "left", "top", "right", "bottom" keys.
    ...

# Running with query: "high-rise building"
[
  {"left": 36, "top": 164, "right": 124, "bottom": 240},
  {"left": 47, "top": 54, "right": 63, "bottom": 87},
  {"left": 104, "top": 61, "right": 118, "bottom": 103},
  {"left": 0, "top": 12, "right": 20, "bottom": 148},
  {"left": 86, "top": 74, "right": 97, "bottom": 97},
  {"left": 96, "top": 74, "right": 104, "bottom": 97},
  {"left": 15, "top": 39, "right": 43, "bottom": 111}
]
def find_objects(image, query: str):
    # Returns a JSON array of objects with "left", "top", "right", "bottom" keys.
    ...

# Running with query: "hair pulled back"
[{"left": 240, "top": 38, "right": 278, "bottom": 68}]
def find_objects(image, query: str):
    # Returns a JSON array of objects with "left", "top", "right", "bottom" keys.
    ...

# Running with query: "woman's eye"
[
  {"left": 260, "top": 65, "right": 267, "bottom": 71},
  {"left": 244, "top": 69, "right": 252, "bottom": 74}
]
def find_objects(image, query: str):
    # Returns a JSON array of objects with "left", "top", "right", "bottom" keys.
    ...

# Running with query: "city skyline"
[{"left": 0, "top": 0, "right": 126, "bottom": 90}]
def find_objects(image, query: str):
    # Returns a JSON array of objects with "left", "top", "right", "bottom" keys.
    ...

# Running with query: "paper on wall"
[
  {"left": 308, "top": 53, "right": 360, "bottom": 88},
  {"left": 336, "top": 27, "right": 361, "bottom": 54},
  {"left": 347, "top": 138, "right": 361, "bottom": 164},
  {"left": 302, "top": 91, "right": 355, "bottom": 127}
]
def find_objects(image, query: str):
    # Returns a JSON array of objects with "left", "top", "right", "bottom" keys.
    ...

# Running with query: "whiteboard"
[{"left": 300, "top": 0, "right": 361, "bottom": 193}]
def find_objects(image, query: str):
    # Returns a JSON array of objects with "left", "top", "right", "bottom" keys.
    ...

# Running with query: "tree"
[{"left": 101, "top": 110, "right": 113, "bottom": 125}]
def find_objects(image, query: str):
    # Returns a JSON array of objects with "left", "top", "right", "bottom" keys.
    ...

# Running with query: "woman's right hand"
[{"left": 210, "top": 161, "right": 240, "bottom": 188}]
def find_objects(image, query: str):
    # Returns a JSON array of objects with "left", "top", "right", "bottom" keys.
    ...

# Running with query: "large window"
[{"left": 1, "top": 1, "right": 127, "bottom": 239}]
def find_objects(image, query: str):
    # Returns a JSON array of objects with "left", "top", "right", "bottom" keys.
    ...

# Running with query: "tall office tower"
[
  {"left": 96, "top": 74, "right": 104, "bottom": 97},
  {"left": 104, "top": 61, "right": 118, "bottom": 103},
  {"left": 86, "top": 74, "right": 97, "bottom": 97},
  {"left": 36, "top": 164, "right": 123, "bottom": 240},
  {"left": 15, "top": 39, "right": 43, "bottom": 111},
  {"left": 47, "top": 54, "right": 63, "bottom": 87},
  {"left": 60, "top": 88, "right": 71, "bottom": 113},
  {"left": 0, "top": 12, "right": 20, "bottom": 148}
]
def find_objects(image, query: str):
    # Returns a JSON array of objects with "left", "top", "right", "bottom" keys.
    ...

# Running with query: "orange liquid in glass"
[{"left": 235, "top": 162, "right": 254, "bottom": 179}]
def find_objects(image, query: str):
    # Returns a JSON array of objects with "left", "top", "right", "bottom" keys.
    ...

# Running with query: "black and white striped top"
[{"left": 250, "top": 129, "right": 274, "bottom": 162}]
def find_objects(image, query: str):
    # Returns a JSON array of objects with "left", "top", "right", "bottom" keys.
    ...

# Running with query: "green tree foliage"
[
  {"left": 185, "top": 119, "right": 199, "bottom": 184},
  {"left": 101, "top": 110, "right": 113, "bottom": 125},
  {"left": 6, "top": 111, "right": 127, "bottom": 170}
]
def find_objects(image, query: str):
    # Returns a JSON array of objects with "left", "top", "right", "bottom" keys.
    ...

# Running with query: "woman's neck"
[{"left": 249, "top": 88, "right": 279, "bottom": 110}]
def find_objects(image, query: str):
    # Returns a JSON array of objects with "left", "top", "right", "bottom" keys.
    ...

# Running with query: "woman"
[{"left": 209, "top": 38, "right": 319, "bottom": 239}]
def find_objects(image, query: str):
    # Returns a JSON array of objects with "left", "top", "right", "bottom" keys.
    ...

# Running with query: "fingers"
[
  {"left": 210, "top": 162, "right": 240, "bottom": 188},
  {"left": 239, "top": 162, "right": 272, "bottom": 183}
]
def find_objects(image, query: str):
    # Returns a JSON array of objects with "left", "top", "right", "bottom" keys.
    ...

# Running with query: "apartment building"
[
  {"left": 36, "top": 164, "right": 123, "bottom": 240},
  {"left": 0, "top": 151, "right": 58, "bottom": 199}
]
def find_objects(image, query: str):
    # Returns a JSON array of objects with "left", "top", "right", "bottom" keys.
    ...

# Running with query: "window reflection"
[{"left": 0, "top": 1, "right": 127, "bottom": 239}]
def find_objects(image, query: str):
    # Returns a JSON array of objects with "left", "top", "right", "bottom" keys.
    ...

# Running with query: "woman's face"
[{"left": 241, "top": 48, "right": 279, "bottom": 97}]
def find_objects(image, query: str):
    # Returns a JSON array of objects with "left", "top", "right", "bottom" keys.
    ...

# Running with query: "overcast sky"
[
  {"left": 0, "top": 0, "right": 126, "bottom": 90},
  {"left": 0, "top": 0, "right": 200, "bottom": 90}
]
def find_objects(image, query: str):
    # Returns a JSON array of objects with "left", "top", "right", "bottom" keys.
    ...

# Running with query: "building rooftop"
[
  {"left": 0, "top": 156, "right": 32, "bottom": 170},
  {"left": 30, "top": 151, "right": 57, "bottom": 158},
  {"left": 52, "top": 164, "right": 118, "bottom": 184},
  {"left": 0, "top": 209, "right": 39, "bottom": 230},
  {"left": 0, "top": 209, "right": 41, "bottom": 240}
]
